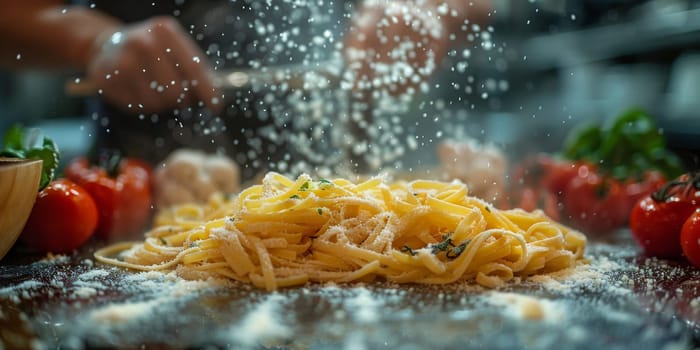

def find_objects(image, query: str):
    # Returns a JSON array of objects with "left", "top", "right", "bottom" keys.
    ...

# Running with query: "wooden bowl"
[{"left": 0, "top": 158, "right": 42, "bottom": 261}]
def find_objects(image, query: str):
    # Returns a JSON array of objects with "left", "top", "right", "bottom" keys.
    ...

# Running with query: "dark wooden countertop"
[{"left": 1, "top": 231, "right": 698, "bottom": 349}]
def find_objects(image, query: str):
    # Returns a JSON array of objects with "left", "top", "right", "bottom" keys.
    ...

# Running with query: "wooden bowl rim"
[{"left": 0, "top": 157, "right": 43, "bottom": 169}]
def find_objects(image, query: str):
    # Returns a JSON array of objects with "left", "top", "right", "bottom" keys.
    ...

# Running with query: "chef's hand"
[
  {"left": 86, "top": 16, "right": 222, "bottom": 114},
  {"left": 344, "top": 0, "right": 490, "bottom": 97},
  {"left": 344, "top": 0, "right": 450, "bottom": 96}
]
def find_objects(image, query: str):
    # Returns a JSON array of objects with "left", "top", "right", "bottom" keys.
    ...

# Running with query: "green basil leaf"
[
  {"left": 1, "top": 125, "right": 61, "bottom": 191},
  {"left": 562, "top": 123, "right": 603, "bottom": 161},
  {"left": 25, "top": 147, "right": 60, "bottom": 190}
]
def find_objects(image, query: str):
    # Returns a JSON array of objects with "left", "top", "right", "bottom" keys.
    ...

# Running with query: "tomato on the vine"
[
  {"left": 681, "top": 210, "right": 700, "bottom": 267},
  {"left": 65, "top": 151, "right": 153, "bottom": 239},
  {"left": 624, "top": 170, "right": 666, "bottom": 214},
  {"left": 630, "top": 194, "right": 697, "bottom": 258},
  {"left": 21, "top": 179, "right": 98, "bottom": 253},
  {"left": 562, "top": 172, "right": 628, "bottom": 233},
  {"left": 542, "top": 160, "right": 595, "bottom": 197},
  {"left": 509, "top": 155, "right": 590, "bottom": 220}
]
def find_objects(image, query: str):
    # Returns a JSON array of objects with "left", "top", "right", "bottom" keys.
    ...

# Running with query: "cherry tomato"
[
  {"left": 21, "top": 179, "right": 98, "bottom": 253},
  {"left": 542, "top": 161, "right": 594, "bottom": 196},
  {"left": 681, "top": 210, "right": 700, "bottom": 267},
  {"left": 563, "top": 172, "right": 628, "bottom": 233},
  {"left": 509, "top": 155, "right": 581, "bottom": 219},
  {"left": 630, "top": 195, "right": 696, "bottom": 258},
  {"left": 624, "top": 171, "right": 666, "bottom": 214},
  {"left": 65, "top": 154, "right": 152, "bottom": 239}
]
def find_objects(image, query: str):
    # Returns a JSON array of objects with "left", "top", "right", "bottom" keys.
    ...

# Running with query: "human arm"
[
  {"left": 0, "top": 0, "right": 220, "bottom": 114},
  {"left": 0, "top": 0, "right": 119, "bottom": 69}
]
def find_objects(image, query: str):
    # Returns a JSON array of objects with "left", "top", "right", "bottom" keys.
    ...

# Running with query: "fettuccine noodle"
[{"left": 95, "top": 172, "right": 586, "bottom": 291}]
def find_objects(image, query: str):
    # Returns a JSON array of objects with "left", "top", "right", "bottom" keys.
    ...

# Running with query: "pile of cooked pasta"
[{"left": 95, "top": 172, "right": 587, "bottom": 291}]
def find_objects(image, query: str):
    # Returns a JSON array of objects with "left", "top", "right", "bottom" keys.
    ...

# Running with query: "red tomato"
[
  {"left": 516, "top": 187, "right": 539, "bottom": 212},
  {"left": 21, "top": 179, "right": 98, "bottom": 253},
  {"left": 541, "top": 191, "right": 562, "bottom": 221},
  {"left": 630, "top": 196, "right": 696, "bottom": 258},
  {"left": 624, "top": 171, "right": 666, "bottom": 214},
  {"left": 509, "top": 155, "right": 582, "bottom": 219},
  {"left": 542, "top": 160, "right": 595, "bottom": 196},
  {"left": 563, "top": 173, "right": 628, "bottom": 233},
  {"left": 681, "top": 210, "right": 700, "bottom": 267},
  {"left": 514, "top": 186, "right": 561, "bottom": 220},
  {"left": 65, "top": 155, "right": 152, "bottom": 239}
]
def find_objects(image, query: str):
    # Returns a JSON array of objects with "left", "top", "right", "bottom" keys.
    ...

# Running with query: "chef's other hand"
[
  {"left": 87, "top": 16, "right": 222, "bottom": 114},
  {"left": 344, "top": 0, "right": 449, "bottom": 97},
  {"left": 344, "top": 0, "right": 490, "bottom": 97}
]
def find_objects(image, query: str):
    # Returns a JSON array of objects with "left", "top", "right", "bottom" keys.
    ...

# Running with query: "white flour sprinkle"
[
  {"left": 0, "top": 280, "right": 43, "bottom": 296},
  {"left": 529, "top": 257, "right": 628, "bottom": 292},
  {"left": 90, "top": 299, "right": 161, "bottom": 324},
  {"left": 71, "top": 287, "right": 98, "bottom": 299},
  {"left": 344, "top": 287, "right": 382, "bottom": 323},
  {"left": 77, "top": 269, "right": 110, "bottom": 280},
  {"left": 484, "top": 292, "right": 564, "bottom": 322},
  {"left": 230, "top": 294, "right": 292, "bottom": 346},
  {"left": 0, "top": 241, "right": 692, "bottom": 349},
  {"left": 39, "top": 253, "right": 70, "bottom": 264}
]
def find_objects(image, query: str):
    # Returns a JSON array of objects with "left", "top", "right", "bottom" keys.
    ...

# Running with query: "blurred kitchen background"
[
  {"left": 1, "top": 0, "right": 699, "bottom": 168},
  {"left": 432, "top": 0, "right": 700, "bottom": 167}
]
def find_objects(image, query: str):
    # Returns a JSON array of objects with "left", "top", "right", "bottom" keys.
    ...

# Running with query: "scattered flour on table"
[
  {"left": 90, "top": 299, "right": 163, "bottom": 324},
  {"left": 484, "top": 292, "right": 563, "bottom": 322},
  {"left": 1, "top": 247, "right": 687, "bottom": 349},
  {"left": 230, "top": 294, "right": 293, "bottom": 347},
  {"left": 343, "top": 286, "right": 382, "bottom": 323},
  {"left": 77, "top": 269, "right": 110, "bottom": 280},
  {"left": 39, "top": 253, "right": 70, "bottom": 264},
  {"left": 85, "top": 270, "right": 231, "bottom": 325},
  {"left": 527, "top": 255, "right": 631, "bottom": 294},
  {"left": 0, "top": 280, "right": 43, "bottom": 296},
  {"left": 71, "top": 268, "right": 112, "bottom": 296}
]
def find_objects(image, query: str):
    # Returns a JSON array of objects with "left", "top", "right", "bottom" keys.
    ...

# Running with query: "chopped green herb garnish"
[
  {"left": 317, "top": 208, "right": 323, "bottom": 215},
  {"left": 431, "top": 237, "right": 454, "bottom": 254},
  {"left": 446, "top": 240, "right": 471, "bottom": 259},
  {"left": 430, "top": 234, "right": 469, "bottom": 258},
  {"left": 299, "top": 182, "right": 310, "bottom": 191},
  {"left": 401, "top": 245, "right": 417, "bottom": 256},
  {"left": 485, "top": 206, "right": 491, "bottom": 213},
  {"left": 318, "top": 178, "right": 333, "bottom": 189},
  {"left": 290, "top": 194, "right": 301, "bottom": 199},
  {"left": 159, "top": 237, "right": 167, "bottom": 245}
]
